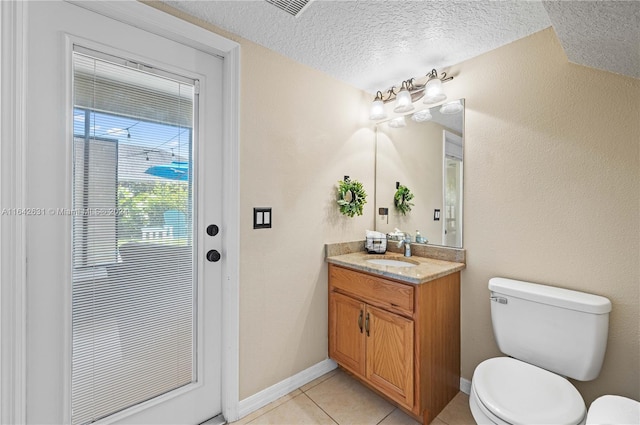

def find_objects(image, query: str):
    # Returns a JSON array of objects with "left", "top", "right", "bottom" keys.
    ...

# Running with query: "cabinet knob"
[{"left": 358, "top": 310, "right": 363, "bottom": 333}]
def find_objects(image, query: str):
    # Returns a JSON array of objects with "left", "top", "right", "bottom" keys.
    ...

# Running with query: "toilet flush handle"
[{"left": 490, "top": 296, "right": 508, "bottom": 304}]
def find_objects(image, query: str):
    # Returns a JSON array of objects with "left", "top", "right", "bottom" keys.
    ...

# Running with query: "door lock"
[
  {"left": 206, "top": 224, "right": 219, "bottom": 237},
  {"left": 206, "top": 250, "right": 221, "bottom": 262}
]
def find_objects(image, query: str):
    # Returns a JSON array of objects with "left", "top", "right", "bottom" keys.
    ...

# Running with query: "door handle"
[
  {"left": 206, "top": 249, "right": 221, "bottom": 262},
  {"left": 358, "top": 310, "right": 363, "bottom": 333},
  {"left": 365, "top": 312, "right": 370, "bottom": 337}
]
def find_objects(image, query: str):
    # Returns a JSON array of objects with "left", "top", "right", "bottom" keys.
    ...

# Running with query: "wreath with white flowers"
[
  {"left": 337, "top": 178, "right": 367, "bottom": 217},
  {"left": 394, "top": 184, "right": 414, "bottom": 215}
]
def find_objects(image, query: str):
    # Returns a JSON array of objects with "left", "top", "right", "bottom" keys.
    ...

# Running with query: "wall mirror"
[{"left": 374, "top": 99, "right": 464, "bottom": 248}]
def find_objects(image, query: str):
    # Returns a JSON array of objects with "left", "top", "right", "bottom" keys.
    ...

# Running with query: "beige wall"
[
  {"left": 443, "top": 28, "right": 639, "bottom": 404},
  {"left": 234, "top": 39, "right": 374, "bottom": 399},
  {"left": 148, "top": 2, "right": 639, "bottom": 406}
]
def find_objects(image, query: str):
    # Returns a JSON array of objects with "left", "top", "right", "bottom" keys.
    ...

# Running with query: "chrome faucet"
[{"left": 397, "top": 235, "right": 412, "bottom": 257}]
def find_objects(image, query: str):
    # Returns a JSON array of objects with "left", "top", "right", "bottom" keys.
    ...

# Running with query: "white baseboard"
[
  {"left": 237, "top": 359, "right": 338, "bottom": 420},
  {"left": 460, "top": 377, "right": 471, "bottom": 395},
  {"left": 238, "top": 360, "right": 470, "bottom": 420}
]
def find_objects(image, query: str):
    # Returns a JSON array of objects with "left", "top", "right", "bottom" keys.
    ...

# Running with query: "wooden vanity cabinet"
[
  {"left": 329, "top": 292, "right": 366, "bottom": 376},
  {"left": 328, "top": 263, "right": 460, "bottom": 425},
  {"left": 330, "top": 293, "right": 414, "bottom": 407}
]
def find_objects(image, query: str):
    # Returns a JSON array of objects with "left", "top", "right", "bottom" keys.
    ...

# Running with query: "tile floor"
[{"left": 230, "top": 369, "right": 475, "bottom": 425}]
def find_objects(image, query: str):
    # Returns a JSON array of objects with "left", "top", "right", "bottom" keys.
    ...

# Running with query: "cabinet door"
[
  {"left": 329, "top": 292, "right": 365, "bottom": 376},
  {"left": 365, "top": 305, "right": 414, "bottom": 409}
]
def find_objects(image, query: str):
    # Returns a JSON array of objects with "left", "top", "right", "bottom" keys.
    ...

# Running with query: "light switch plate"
[{"left": 254, "top": 207, "right": 272, "bottom": 229}]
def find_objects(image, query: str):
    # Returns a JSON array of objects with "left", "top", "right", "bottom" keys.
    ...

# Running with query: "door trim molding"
[
  {"left": 0, "top": 1, "right": 241, "bottom": 423},
  {"left": 0, "top": 1, "right": 27, "bottom": 423},
  {"left": 220, "top": 31, "right": 242, "bottom": 425}
]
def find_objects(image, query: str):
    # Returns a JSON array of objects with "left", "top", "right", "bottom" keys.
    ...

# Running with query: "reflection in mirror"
[{"left": 375, "top": 99, "right": 464, "bottom": 248}]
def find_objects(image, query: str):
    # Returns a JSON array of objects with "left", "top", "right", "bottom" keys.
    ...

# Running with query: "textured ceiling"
[
  {"left": 543, "top": 1, "right": 640, "bottom": 79},
  {"left": 163, "top": 0, "right": 639, "bottom": 94}
]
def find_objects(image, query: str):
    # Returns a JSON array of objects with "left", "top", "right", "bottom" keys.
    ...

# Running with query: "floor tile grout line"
[
  {"left": 300, "top": 392, "right": 340, "bottom": 425},
  {"left": 304, "top": 374, "right": 398, "bottom": 425},
  {"left": 302, "top": 371, "right": 346, "bottom": 424},
  {"left": 375, "top": 408, "right": 396, "bottom": 425},
  {"left": 301, "top": 371, "right": 339, "bottom": 394}
]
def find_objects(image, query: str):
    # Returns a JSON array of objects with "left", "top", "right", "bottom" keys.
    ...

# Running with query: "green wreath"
[
  {"left": 394, "top": 184, "right": 414, "bottom": 215},
  {"left": 337, "top": 178, "right": 367, "bottom": 217}
]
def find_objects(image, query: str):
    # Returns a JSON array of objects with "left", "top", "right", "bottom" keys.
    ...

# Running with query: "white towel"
[{"left": 365, "top": 230, "right": 387, "bottom": 253}]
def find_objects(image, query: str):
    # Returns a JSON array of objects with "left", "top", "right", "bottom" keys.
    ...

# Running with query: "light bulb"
[
  {"left": 393, "top": 89, "right": 414, "bottom": 113},
  {"left": 423, "top": 78, "right": 447, "bottom": 104},
  {"left": 369, "top": 99, "right": 387, "bottom": 120}
]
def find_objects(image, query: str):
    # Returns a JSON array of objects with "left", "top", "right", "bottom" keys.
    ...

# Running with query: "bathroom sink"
[{"left": 366, "top": 258, "right": 418, "bottom": 268}]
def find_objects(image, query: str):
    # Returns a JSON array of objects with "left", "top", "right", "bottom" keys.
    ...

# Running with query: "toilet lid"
[
  {"left": 473, "top": 357, "right": 586, "bottom": 425},
  {"left": 586, "top": 395, "right": 640, "bottom": 424}
]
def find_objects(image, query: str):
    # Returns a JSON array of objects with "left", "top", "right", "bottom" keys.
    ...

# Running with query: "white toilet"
[{"left": 470, "top": 277, "right": 613, "bottom": 425}]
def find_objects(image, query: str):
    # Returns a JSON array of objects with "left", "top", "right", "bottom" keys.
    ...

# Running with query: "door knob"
[
  {"left": 206, "top": 224, "right": 219, "bottom": 236},
  {"left": 206, "top": 249, "right": 221, "bottom": 262}
]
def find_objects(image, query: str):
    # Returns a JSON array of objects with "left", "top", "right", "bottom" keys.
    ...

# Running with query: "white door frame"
[{"left": 0, "top": 1, "right": 241, "bottom": 423}]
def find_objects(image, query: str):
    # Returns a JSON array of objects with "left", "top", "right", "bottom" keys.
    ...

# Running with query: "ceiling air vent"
[{"left": 265, "top": 0, "right": 313, "bottom": 17}]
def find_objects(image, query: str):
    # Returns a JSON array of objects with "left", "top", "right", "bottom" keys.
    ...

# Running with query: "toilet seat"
[{"left": 472, "top": 357, "right": 586, "bottom": 425}]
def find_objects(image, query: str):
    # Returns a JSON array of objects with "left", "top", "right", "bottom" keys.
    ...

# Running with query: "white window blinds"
[{"left": 71, "top": 48, "right": 197, "bottom": 425}]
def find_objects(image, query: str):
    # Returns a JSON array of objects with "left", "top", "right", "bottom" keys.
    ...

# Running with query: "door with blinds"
[{"left": 24, "top": 2, "right": 223, "bottom": 424}]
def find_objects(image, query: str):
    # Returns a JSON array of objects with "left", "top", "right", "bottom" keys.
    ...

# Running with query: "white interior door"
[
  {"left": 443, "top": 157, "right": 463, "bottom": 247},
  {"left": 23, "top": 1, "right": 223, "bottom": 423},
  {"left": 443, "top": 130, "right": 463, "bottom": 248}
]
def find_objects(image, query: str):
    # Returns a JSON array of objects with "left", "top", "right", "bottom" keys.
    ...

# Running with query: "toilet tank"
[{"left": 489, "top": 277, "right": 611, "bottom": 381}]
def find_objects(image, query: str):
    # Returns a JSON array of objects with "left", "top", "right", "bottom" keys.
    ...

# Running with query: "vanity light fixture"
[
  {"left": 393, "top": 80, "right": 415, "bottom": 113},
  {"left": 369, "top": 91, "right": 387, "bottom": 120},
  {"left": 423, "top": 69, "right": 451, "bottom": 104},
  {"left": 423, "top": 78, "right": 445, "bottom": 104},
  {"left": 440, "top": 99, "right": 463, "bottom": 114},
  {"left": 368, "top": 69, "right": 454, "bottom": 121}
]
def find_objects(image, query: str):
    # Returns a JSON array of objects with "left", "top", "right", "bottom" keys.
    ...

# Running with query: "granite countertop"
[{"left": 326, "top": 251, "right": 465, "bottom": 285}]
